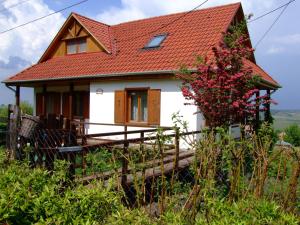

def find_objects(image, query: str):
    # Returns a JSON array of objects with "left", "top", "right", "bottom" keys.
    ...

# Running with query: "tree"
[{"left": 177, "top": 25, "right": 273, "bottom": 128}]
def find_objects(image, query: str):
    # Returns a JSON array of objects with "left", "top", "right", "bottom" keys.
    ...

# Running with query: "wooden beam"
[
  {"left": 42, "top": 85, "right": 47, "bottom": 116},
  {"left": 15, "top": 86, "right": 20, "bottom": 107},
  {"left": 69, "top": 83, "right": 74, "bottom": 121},
  {"left": 264, "top": 90, "right": 271, "bottom": 123}
]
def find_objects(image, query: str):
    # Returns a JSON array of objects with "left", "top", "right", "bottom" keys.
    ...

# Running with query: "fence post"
[
  {"left": 140, "top": 131, "right": 144, "bottom": 152},
  {"left": 175, "top": 128, "right": 180, "bottom": 171},
  {"left": 121, "top": 140, "right": 129, "bottom": 189}
]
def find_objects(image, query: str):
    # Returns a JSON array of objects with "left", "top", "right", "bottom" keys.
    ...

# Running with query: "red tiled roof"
[
  {"left": 244, "top": 59, "right": 279, "bottom": 87},
  {"left": 3, "top": 2, "right": 279, "bottom": 88}
]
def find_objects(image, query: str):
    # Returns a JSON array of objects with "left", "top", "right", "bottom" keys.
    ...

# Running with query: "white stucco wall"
[
  {"left": 89, "top": 79, "right": 204, "bottom": 142},
  {"left": 33, "top": 80, "right": 204, "bottom": 147}
]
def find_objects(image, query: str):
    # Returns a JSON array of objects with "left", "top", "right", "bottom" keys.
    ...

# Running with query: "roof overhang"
[{"left": 2, "top": 68, "right": 280, "bottom": 90}]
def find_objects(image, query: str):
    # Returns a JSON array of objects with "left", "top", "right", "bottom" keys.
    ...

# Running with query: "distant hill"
[{"left": 272, "top": 110, "right": 300, "bottom": 130}]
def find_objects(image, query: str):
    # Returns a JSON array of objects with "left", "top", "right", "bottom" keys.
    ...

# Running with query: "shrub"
[
  {"left": 20, "top": 101, "right": 33, "bottom": 115},
  {"left": 284, "top": 124, "right": 300, "bottom": 146},
  {"left": 0, "top": 155, "right": 122, "bottom": 224},
  {"left": 195, "top": 197, "right": 299, "bottom": 225}
]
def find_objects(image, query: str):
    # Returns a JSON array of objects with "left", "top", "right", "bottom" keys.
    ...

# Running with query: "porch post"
[
  {"left": 264, "top": 89, "right": 271, "bottom": 123},
  {"left": 69, "top": 83, "right": 74, "bottom": 121},
  {"left": 42, "top": 85, "right": 47, "bottom": 116},
  {"left": 15, "top": 86, "right": 20, "bottom": 107}
]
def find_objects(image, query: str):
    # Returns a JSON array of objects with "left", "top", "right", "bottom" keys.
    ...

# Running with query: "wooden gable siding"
[{"left": 45, "top": 18, "right": 104, "bottom": 60}]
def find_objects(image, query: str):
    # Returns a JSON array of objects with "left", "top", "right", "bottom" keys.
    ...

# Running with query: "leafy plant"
[
  {"left": 0, "top": 155, "right": 122, "bottom": 224},
  {"left": 284, "top": 124, "right": 300, "bottom": 146}
]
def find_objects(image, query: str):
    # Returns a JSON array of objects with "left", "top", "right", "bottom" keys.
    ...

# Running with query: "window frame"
[
  {"left": 125, "top": 87, "right": 149, "bottom": 125},
  {"left": 144, "top": 34, "right": 168, "bottom": 49},
  {"left": 66, "top": 37, "right": 87, "bottom": 55}
]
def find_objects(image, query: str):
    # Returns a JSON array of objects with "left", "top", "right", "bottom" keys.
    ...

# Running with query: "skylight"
[{"left": 144, "top": 34, "right": 167, "bottom": 48}]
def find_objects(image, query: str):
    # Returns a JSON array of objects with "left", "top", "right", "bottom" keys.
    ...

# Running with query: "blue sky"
[{"left": 0, "top": 0, "right": 299, "bottom": 109}]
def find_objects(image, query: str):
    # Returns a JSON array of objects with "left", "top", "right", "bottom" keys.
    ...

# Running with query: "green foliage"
[
  {"left": 0, "top": 154, "right": 122, "bottom": 224},
  {"left": 0, "top": 102, "right": 33, "bottom": 118},
  {"left": 106, "top": 208, "right": 153, "bottom": 225},
  {"left": 223, "top": 19, "right": 248, "bottom": 48},
  {"left": 284, "top": 124, "right": 300, "bottom": 146},
  {"left": 258, "top": 122, "right": 278, "bottom": 151},
  {"left": 195, "top": 197, "right": 299, "bottom": 225},
  {"left": 20, "top": 101, "right": 33, "bottom": 115},
  {"left": 85, "top": 147, "right": 120, "bottom": 174},
  {"left": 0, "top": 104, "right": 7, "bottom": 118}
]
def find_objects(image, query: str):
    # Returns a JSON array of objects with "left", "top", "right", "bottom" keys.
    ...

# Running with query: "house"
[{"left": 2, "top": 3, "right": 280, "bottom": 136}]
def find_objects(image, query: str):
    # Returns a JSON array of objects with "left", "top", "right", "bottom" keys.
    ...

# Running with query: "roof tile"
[{"left": 4, "top": 3, "right": 279, "bottom": 87}]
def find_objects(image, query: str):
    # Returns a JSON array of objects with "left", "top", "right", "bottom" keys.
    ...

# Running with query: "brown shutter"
[
  {"left": 62, "top": 93, "right": 70, "bottom": 118},
  {"left": 83, "top": 91, "right": 90, "bottom": 119},
  {"left": 36, "top": 93, "right": 43, "bottom": 116},
  {"left": 114, "top": 90, "right": 125, "bottom": 124},
  {"left": 148, "top": 89, "right": 161, "bottom": 125}
]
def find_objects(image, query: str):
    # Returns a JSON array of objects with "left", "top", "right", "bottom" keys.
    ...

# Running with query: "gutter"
[
  {"left": 258, "top": 79, "right": 281, "bottom": 90},
  {"left": 1, "top": 70, "right": 179, "bottom": 85}
]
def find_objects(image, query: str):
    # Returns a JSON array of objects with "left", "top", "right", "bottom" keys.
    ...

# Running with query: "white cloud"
[
  {"left": 96, "top": 0, "right": 278, "bottom": 25},
  {"left": 266, "top": 46, "right": 285, "bottom": 54},
  {"left": 273, "top": 34, "right": 300, "bottom": 44},
  {"left": 0, "top": 0, "right": 65, "bottom": 64}
]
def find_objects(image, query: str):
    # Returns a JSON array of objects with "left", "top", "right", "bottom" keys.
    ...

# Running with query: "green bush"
[
  {"left": 195, "top": 197, "right": 299, "bottom": 225},
  {"left": 20, "top": 101, "right": 33, "bottom": 115},
  {"left": 284, "top": 124, "right": 300, "bottom": 146},
  {"left": 0, "top": 153, "right": 122, "bottom": 225}
]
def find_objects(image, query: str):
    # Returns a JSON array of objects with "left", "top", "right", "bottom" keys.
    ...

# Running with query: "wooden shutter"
[
  {"left": 114, "top": 90, "right": 125, "bottom": 124},
  {"left": 148, "top": 89, "right": 161, "bottom": 125},
  {"left": 62, "top": 93, "right": 70, "bottom": 118},
  {"left": 83, "top": 91, "right": 90, "bottom": 119},
  {"left": 36, "top": 93, "right": 43, "bottom": 116}
]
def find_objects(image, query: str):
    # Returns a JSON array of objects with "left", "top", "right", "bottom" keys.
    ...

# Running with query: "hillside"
[{"left": 272, "top": 110, "right": 300, "bottom": 130}]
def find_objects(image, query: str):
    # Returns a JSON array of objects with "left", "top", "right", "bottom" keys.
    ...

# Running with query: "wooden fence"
[{"left": 23, "top": 121, "right": 201, "bottom": 187}]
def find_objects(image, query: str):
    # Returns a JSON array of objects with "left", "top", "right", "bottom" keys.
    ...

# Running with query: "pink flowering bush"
[{"left": 177, "top": 33, "right": 273, "bottom": 128}]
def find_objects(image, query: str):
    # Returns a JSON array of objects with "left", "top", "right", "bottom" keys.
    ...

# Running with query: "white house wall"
[{"left": 89, "top": 79, "right": 204, "bottom": 145}]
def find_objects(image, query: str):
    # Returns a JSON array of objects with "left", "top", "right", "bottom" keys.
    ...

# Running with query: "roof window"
[{"left": 144, "top": 34, "right": 167, "bottom": 48}]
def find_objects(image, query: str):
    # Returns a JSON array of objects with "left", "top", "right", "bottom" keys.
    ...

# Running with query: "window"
[
  {"left": 67, "top": 38, "right": 87, "bottom": 54},
  {"left": 128, "top": 90, "right": 148, "bottom": 122},
  {"left": 144, "top": 34, "right": 167, "bottom": 48},
  {"left": 114, "top": 89, "right": 161, "bottom": 125}
]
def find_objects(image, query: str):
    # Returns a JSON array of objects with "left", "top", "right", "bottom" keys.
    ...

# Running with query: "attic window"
[
  {"left": 67, "top": 38, "right": 87, "bottom": 54},
  {"left": 144, "top": 34, "right": 167, "bottom": 48}
]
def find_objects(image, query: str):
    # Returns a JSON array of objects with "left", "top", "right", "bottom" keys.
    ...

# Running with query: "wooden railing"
[
  {"left": 27, "top": 120, "right": 202, "bottom": 185},
  {"left": 74, "top": 125, "right": 201, "bottom": 186}
]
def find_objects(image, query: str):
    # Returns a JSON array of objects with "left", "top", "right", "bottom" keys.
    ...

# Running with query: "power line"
[
  {"left": 117, "top": 0, "right": 209, "bottom": 43},
  {"left": 248, "top": 0, "right": 296, "bottom": 23},
  {"left": 0, "top": 0, "right": 32, "bottom": 13},
  {"left": 0, "top": 0, "right": 88, "bottom": 35},
  {"left": 254, "top": 0, "right": 292, "bottom": 48}
]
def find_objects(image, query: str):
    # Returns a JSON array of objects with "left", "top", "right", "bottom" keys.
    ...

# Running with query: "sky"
[{"left": 0, "top": 0, "right": 299, "bottom": 109}]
